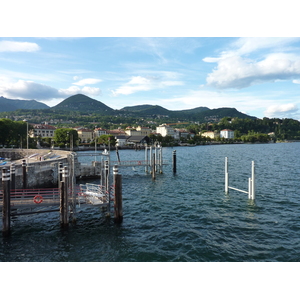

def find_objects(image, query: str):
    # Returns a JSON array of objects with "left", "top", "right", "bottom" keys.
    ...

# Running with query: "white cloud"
[
  {"left": 205, "top": 53, "right": 300, "bottom": 89},
  {"left": 204, "top": 37, "right": 300, "bottom": 63},
  {"left": 0, "top": 41, "right": 40, "bottom": 52},
  {"left": 265, "top": 103, "right": 298, "bottom": 117},
  {"left": 0, "top": 80, "right": 101, "bottom": 100},
  {"left": 73, "top": 78, "right": 102, "bottom": 86},
  {"left": 111, "top": 75, "right": 184, "bottom": 96}
]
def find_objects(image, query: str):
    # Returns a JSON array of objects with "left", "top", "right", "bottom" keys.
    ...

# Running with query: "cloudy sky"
[
  {"left": 1, "top": 37, "right": 300, "bottom": 119},
  {"left": 1, "top": 0, "right": 300, "bottom": 120}
]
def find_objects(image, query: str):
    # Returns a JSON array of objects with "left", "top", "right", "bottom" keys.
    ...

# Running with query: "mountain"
[
  {"left": 120, "top": 104, "right": 171, "bottom": 115},
  {"left": 119, "top": 103, "right": 253, "bottom": 122},
  {"left": 52, "top": 94, "right": 114, "bottom": 114},
  {"left": 0, "top": 93, "right": 256, "bottom": 123},
  {"left": 0, "top": 96, "right": 49, "bottom": 112}
]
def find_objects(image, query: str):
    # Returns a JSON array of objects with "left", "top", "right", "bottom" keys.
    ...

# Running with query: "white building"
[
  {"left": 156, "top": 124, "right": 175, "bottom": 137},
  {"left": 220, "top": 129, "right": 234, "bottom": 139},
  {"left": 31, "top": 124, "right": 56, "bottom": 138}
]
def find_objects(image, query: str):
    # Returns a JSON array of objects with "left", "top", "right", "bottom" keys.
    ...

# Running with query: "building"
[
  {"left": 156, "top": 124, "right": 175, "bottom": 137},
  {"left": 126, "top": 135, "right": 151, "bottom": 147},
  {"left": 94, "top": 128, "right": 107, "bottom": 137},
  {"left": 201, "top": 131, "right": 220, "bottom": 139},
  {"left": 31, "top": 124, "right": 56, "bottom": 138},
  {"left": 220, "top": 129, "right": 234, "bottom": 139},
  {"left": 136, "top": 126, "right": 152, "bottom": 136},
  {"left": 115, "top": 135, "right": 128, "bottom": 147},
  {"left": 76, "top": 128, "right": 94, "bottom": 143}
]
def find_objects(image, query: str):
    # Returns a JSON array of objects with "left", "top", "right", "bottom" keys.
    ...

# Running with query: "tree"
[
  {"left": 53, "top": 128, "right": 78, "bottom": 146},
  {"left": 97, "top": 134, "right": 116, "bottom": 147}
]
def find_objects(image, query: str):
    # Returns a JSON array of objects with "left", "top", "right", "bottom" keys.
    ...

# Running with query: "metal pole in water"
[
  {"left": 105, "top": 160, "right": 110, "bottom": 216},
  {"left": 251, "top": 161, "right": 255, "bottom": 200},
  {"left": 159, "top": 144, "right": 163, "bottom": 174},
  {"left": 61, "top": 166, "right": 69, "bottom": 227},
  {"left": 2, "top": 168, "right": 11, "bottom": 236},
  {"left": 225, "top": 157, "right": 229, "bottom": 194},
  {"left": 172, "top": 150, "right": 176, "bottom": 173},
  {"left": 113, "top": 165, "right": 123, "bottom": 223}
]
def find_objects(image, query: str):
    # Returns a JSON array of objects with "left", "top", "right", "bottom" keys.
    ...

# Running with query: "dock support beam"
[
  {"left": 113, "top": 165, "right": 123, "bottom": 223},
  {"left": 2, "top": 168, "right": 11, "bottom": 236}
]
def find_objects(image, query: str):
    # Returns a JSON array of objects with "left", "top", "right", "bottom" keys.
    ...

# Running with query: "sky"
[{"left": 1, "top": 2, "right": 300, "bottom": 122}]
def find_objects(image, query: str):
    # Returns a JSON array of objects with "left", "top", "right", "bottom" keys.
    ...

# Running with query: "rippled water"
[{"left": 1, "top": 143, "right": 300, "bottom": 262}]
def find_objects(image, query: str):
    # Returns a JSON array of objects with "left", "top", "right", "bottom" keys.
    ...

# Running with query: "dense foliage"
[{"left": 0, "top": 118, "right": 34, "bottom": 148}]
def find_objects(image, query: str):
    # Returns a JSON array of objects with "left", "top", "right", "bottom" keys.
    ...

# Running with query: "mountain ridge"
[
  {"left": 0, "top": 96, "right": 49, "bottom": 112},
  {"left": 0, "top": 93, "right": 256, "bottom": 121}
]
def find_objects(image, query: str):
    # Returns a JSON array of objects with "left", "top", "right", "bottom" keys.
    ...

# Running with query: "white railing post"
[
  {"left": 251, "top": 161, "right": 255, "bottom": 200},
  {"left": 248, "top": 177, "right": 252, "bottom": 199},
  {"left": 225, "top": 157, "right": 229, "bottom": 194}
]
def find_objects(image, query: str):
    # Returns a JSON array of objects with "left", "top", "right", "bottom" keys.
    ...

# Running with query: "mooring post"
[
  {"left": 251, "top": 161, "right": 255, "bottom": 200},
  {"left": 60, "top": 166, "right": 69, "bottom": 227},
  {"left": 58, "top": 162, "right": 63, "bottom": 189},
  {"left": 172, "top": 150, "right": 177, "bottom": 173},
  {"left": 145, "top": 146, "right": 148, "bottom": 173},
  {"left": 22, "top": 159, "right": 27, "bottom": 189},
  {"left": 159, "top": 145, "right": 163, "bottom": 174},
  {"left": 152, "top": 153, "right": 156, "bottom": 180},
  {"left": 10, "top": 163, "right": 15, "bottom": 191},
  {"left": 225, "top": 157, "right": 229, "bottom": 194},
  {"left": 149, "top": 146, "right": 152, "bottom": 173},
  {"left": 2, "top": 168, "right": 11, "bottom": 236},
  {"left": 105, "top": 160, "right": 110, "bottom": 215},
  {"left": 113, "top": 165, "right": 123, "bottom": 223}
]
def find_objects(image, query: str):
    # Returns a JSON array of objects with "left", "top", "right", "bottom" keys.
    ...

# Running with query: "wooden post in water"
[
  {"left": 10, "top": 163, "right": 15, "bottom": 191},
  {"left": 113, "top": 165, "right": 123, "bottom": 223},
  {"left": 172, "top": 150, "right": 177, "bottom": 174},
  {"left": 58, "top": 162, "right": 63, "bottom": 187},
  {"left": 105, "top": 160, "right": 110, "bottom": 216},
  {"left": 145, "top": 146, "right": 148, "bottom": 173},
  {"left": 22, "top": 159, "right": 27, "bottom": 189},
  {"left": 60, "top": 166, "right": 69, "bottom": 227},
  {"left": 152, "top": 153, "right": 156, "bottom": 180},
  {"left": 2, "top": 168, "right": 11, "bottom": 236}
]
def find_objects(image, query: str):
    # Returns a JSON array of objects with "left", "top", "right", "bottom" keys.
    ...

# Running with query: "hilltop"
[
  {"left": 0, "top": 96, "right": 49, "bottom": 112},
  {"left": 52, "top": 94, "right": 114, "bottom": 115}
]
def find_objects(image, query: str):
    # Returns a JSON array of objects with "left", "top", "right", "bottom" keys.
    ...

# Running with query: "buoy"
[{"left": 33, "top": 195, "right": 43, "bottom": 204}]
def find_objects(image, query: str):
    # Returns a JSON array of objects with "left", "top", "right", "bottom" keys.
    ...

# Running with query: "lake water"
[{"left": 1, "top": 142, "right": 300, "bottom": 262}]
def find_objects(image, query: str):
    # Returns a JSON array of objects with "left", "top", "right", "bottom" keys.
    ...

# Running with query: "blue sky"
[
  {"left": 1, "top": 37, "right": 300, "bottom": 120},
  {"left": 1, "top": 0, "right": 300, "bottom": 121}
]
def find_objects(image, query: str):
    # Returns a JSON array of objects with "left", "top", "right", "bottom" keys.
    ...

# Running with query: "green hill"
[
  {"left": 0, "top": 96, "right": 49, "bottom": 112},
  {"left": 53, "top": 94, "right": 114, "bottom": 114}
]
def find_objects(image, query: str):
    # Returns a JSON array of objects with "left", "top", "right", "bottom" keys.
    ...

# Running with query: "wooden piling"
[
  {"left": 60, "top": 166, "right": 69, "bottom": 228},
  {"left": 113, "top": 165, "right": 123, "bottom": 223},
  {"left": 10, "top": 163, "right": 15, "bottom": 191},
  {"left": 152, "top": 153, "right": 156, "bottom": 180},
  {"left": 22, "top": 159, "right": 27, "bottom": 189},
  {"left": 2, "top": 168, "right": 11, "bottom": 236},
  {"left": 172, "top": 150, "right": 177, "bottom": 173}
]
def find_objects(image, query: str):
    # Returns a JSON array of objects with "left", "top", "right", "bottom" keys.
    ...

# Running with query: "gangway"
[{"left": 78, "top": 183, "right": 109, "bottom": 206}]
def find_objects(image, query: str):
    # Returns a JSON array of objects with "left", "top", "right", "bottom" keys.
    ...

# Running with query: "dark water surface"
[{"left": 1, "top": 143, "right": 300, "bottom": 262}]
